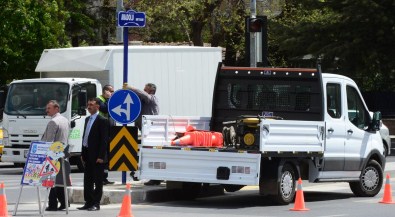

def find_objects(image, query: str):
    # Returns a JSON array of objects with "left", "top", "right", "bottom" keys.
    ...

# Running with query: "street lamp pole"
[{"left": 250, "top": 0, "right": 257, "bottom": 67}]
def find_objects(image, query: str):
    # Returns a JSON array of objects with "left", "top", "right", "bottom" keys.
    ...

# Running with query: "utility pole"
[
  {"left": 116, "top": 0, "right": 124, "bottom": 43},
  {"left": 250, "top": 0, "right": 257, "bottom": 67}
]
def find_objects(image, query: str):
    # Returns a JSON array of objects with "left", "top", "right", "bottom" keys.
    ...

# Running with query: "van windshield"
[{"left": 4, "top": 83, "right": 69, "bottom": 116}]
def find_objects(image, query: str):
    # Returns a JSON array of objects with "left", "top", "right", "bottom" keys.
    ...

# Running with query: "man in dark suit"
[{"left": 77, "top": 98, "right": 109, "bottom": 211}]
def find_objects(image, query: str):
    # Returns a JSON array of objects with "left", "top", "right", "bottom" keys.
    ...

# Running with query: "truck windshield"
[{"left": 4, "top": 83, "right": 69, "bottom": 116}]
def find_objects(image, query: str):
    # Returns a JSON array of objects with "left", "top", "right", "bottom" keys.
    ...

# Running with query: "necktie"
[{"left": 82, "top": 117, "right": 93, "bottom": 147}]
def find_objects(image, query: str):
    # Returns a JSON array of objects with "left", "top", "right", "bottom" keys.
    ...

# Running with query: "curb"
[{"left": 68, "top": 183, "right": 224, "bottom": 204}]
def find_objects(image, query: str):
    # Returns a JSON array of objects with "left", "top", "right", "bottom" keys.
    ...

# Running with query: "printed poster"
[{"left": 21, "top": 141, "right": 66, "bottom": 186}]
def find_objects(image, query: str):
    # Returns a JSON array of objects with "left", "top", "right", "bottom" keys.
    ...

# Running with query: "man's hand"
[
  {"left": 96, "top": 158, "right": 104, "bottom": 164},
  {"left": 123, "top": 83, "right": 133, "bottom": 90}
]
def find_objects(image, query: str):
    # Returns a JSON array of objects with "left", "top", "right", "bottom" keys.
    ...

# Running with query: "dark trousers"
[
  {"left": 104, "top": 162, "right": 109, "bottom": 180},
  {"left": 48, "top": 187, "right": 65, "bottom": 208},
  {"left": 83, "top": 162, "right": 105, "bottom": 206}
]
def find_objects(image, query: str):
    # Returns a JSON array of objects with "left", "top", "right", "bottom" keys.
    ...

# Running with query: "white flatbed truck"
[{"left": 137, "top": 64, "right": 385, "bottom": 204}]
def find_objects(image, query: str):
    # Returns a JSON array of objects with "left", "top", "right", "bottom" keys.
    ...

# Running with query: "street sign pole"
[
  {"left": 122, "top": 26, "right": 128, "bottom": 184},
  {"left": 117, "top": 9, "right": 146, "bottom": 185}
]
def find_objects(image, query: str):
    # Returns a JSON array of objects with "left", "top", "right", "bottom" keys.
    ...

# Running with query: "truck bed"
[
  {"left": 138, "top": 115, "right": 324, "bottom": 183},
  {"left": 141, "top": 115, "right": 325, "bottom": 154}
]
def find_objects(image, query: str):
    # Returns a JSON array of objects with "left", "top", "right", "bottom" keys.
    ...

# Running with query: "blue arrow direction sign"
[
  {"left": 118, "top": 10, "right": 146, "bottom": 27},
  {"left": 108, "top": 90, "right": 141, "bottom": 124}
]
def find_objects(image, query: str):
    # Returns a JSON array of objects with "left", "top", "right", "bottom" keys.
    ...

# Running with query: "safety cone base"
[
  {"left": 290, "top": 207, "right": 310, "bottom": 211},
  {"left": 379, "top": 200, "right": 395, "bottom": 204}
]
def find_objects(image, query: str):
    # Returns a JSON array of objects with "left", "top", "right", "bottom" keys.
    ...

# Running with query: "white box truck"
[
  {"left": 138, "top": 65, "right": 386, "bottom": 204},
  {"left": 0, "top": 46, "right": 222, "bottom": 169}
]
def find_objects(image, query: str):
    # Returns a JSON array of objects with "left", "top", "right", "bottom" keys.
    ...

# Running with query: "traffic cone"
[
  {"left": 290, "top": 178, "right": 309, "bottom": 211},
  {"left": 117, "top": 183, "right": 134, "bottom": 217},
  {"left": 379, "top": 174, "right": 395, "bottom": 204},
  {"left": 0, "top": 182, "right": 11, "bottom": 217},
  {"left": 171, "top": 133, "right": 193, "bottom": 145}
]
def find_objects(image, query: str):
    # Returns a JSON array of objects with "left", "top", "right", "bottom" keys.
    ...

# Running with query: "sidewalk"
[{"left": 68, "top": 180, "right": 224, "bottom": 204}]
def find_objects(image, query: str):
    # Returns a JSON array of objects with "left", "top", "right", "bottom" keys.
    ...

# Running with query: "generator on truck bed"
[{"left": 137, "top": 64, "right": 385, "bottom": 204}]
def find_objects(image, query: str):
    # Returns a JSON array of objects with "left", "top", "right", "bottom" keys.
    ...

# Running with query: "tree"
[
  {"left": 270, "top": 0, "right": 395, "bottom": 91},
  {"left": 129, "top": 0, "right": 248, "bottom": 65},
  {"left": 0, "top": 0, "right": 69, "bottom": 82},
  {"left": 64, "top": 0, "right": 96, "bottom": 46}
]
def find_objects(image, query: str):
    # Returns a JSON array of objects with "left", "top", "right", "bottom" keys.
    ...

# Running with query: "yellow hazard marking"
[
  {"left": 117, "top": 162, "right": 132, "bottom": 171},
  {"left": 109, "top": 127, "right": 139, "bottom": 171},
  {"left": 110, "top": 127, "right": 138, "bottom": 153},
  {"left": 110, "top": 145, "right": 138, "bottom": 169}
]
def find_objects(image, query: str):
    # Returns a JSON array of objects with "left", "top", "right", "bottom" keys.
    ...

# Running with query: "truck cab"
[{"left": 0, "top": 78, "right": 101, "bottom": 170}]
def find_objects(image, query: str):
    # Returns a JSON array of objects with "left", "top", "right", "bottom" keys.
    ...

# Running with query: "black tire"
[
  {"left": 383, "top": 143, "right": 388, "bottom": 157},
  {"left": 222, "top": 184, "right": 245, "bottom": 192},
  {"left": 349, "top": 159, "right": 383, "bottom": 197},
  {"left": 271, "top": 163, "right": 296, "bottom": 205}
]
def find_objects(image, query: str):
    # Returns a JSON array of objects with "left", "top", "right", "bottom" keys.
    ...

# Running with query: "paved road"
[{"left": 1, "top": 157, "right": 395, "bottom": 217}]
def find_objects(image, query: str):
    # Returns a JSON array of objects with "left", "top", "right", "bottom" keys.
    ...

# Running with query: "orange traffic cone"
[
  {"left": 290, "top": 178, "right": 309, "bottom": 211},
  {"left": 379, "top": 173, "right": 395, "bottom": 204},
  {"left": 171, "top": 133, "right": 193, "bottom": 145},
  {"left": 0, "top": 182, "right": 11, "bottom": 217},
  {"left": 117, "top": 183, "right": 134, "bottom": 217}
]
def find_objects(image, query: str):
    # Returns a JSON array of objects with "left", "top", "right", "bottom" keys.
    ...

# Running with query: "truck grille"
[{"left": 10, "top": 134, "right": 40, "bottom": 149}]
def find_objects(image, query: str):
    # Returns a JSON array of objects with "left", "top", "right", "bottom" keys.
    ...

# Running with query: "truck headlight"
[{"left": 2, "top": 128, "right": 10, "bottom": 147}]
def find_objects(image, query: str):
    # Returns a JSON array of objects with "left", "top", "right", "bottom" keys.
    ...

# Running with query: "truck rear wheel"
[
  {"left": 271, "top": 163, "right": 296, "bottom": 205},
  {"left": 349, "top": 159, "right": 383, "bottom": 197}
]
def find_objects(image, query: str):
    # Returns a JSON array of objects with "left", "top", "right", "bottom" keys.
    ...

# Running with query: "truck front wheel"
[
  {"left": 271, "top": 163, "right": 296, "bottom": 205},
  {"left": 349, "top": 159, "right": 383, "bottom": 197}
]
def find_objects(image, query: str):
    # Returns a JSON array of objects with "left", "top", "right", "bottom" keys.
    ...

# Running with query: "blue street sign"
[
  {"left": 108, "top": 90, "right": 141, "bottom": 124},
  {"left": 117, "top": 10, "right": 146, "bottom": 27}
]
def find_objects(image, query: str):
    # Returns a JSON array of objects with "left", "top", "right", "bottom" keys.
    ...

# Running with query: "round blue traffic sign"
[{"left": 108, "top": 90, "right": 141, "bottom": 124}]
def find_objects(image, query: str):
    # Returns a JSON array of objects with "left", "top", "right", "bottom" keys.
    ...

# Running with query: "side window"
[
  {"left": 326, "top": 83, "right": 342, "bottom": 118},
  {"left": 346, "top": 85, "right": 369, "bottom": 129},
  {"left": 71, "top": 83, "right": 97, "bottom": 117}
]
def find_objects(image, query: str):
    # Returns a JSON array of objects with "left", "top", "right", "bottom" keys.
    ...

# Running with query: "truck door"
[
  {"left": 323, "top": 81, "right": 346, "bottom": 171},
  {"left": 344, "top": 85, "right": 371, "bottom": 171}
]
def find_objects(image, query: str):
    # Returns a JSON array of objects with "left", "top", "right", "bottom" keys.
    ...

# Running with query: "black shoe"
[
  {"left": 77, "top": 204, "right": 91, "bottom": 210},
  {"left": 144, "top": 180, "right": 161, "bottom": 186},
  {"left": 130, "top": 172, "right": 139, "bottom": 181},
  {"left": 45, "top": 207, "right": 58, "bottom": 211},
  {"left": 103, "top": 179, "right": 115, "bottom": 185},
  {"left": 58, "top": 202, "right": 70, "bottom": 210},
  {"left": 87, "top": 205, "right": 100, "bottom": 211}
]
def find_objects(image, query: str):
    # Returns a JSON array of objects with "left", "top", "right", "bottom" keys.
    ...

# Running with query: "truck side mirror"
[
  {"left": 370, "top": 111, "right": 382, "bottom": 131},
  {"left": 78, "top": 89, "right": 87, "bottom": 116}
]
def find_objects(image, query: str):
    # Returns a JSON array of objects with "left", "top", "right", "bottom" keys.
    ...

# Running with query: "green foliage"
[
  {"left": 270, "top": 0, "right": 395, "bottom": 91},
  {"left": 0, "top": 0, "right": 69, "bottom": 82},
  {"left": 64, "top": 0, "right": 96, "bottom": 46},
  {"left": 131, "top": 0, "right": 247, "bottom": 65},
  {"left": 1, "top": 0, "right": 394, "bottom": 91}
]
